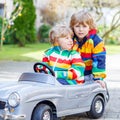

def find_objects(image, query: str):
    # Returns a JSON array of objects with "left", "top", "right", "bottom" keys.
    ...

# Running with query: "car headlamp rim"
[{"left": 8, "top": 92, "right": 20, "bottom": 107}]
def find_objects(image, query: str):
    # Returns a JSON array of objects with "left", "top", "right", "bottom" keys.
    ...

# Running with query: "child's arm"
[
  {"left": 36, "top": 52, "right": 49, "bottom": 73},
  {"left": 92, "top": 36, "right": 106, "bottom": 80},
  {"left": 42, "top": 54, "right": 49, "bottom": 64},
  {"left": 55, "top": 51, "right": 85, "bottom": 81},
  {"left": 42, "top": 48, "right": 52, "bottom": 64}
]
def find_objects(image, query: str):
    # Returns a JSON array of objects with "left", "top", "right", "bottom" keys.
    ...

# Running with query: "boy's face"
[
  {"left": 57, "top": 34, "right": 73, "bottom": 50},
  {"left": 73, "top": 23, "right": 90, "bottom": 40}
]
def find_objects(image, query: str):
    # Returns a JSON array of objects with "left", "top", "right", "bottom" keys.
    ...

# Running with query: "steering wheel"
[{"left": 33, "top": 62, "right": 55, "bottom": 76}]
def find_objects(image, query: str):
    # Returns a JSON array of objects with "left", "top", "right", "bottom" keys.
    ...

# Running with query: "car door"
[
  {"left": 56, "top": 84, "right": 94, "bottom": 117},
  {"left": 65, "top": 84, "right": 92, "bottom": 110}
]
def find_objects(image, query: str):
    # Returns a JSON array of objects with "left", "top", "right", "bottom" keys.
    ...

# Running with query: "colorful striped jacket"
[
  {"left": 42, "top": 46, "right": 85, "bottom": 85},
  {"left": 72, "top": 29, "right": 106, "bottom": 80}
]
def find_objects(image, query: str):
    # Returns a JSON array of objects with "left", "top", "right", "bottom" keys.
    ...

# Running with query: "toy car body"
[{"left": 0, "top": 63, "right": 109, "bottom": 120}]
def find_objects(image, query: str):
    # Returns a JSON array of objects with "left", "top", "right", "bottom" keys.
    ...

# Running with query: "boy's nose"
[
  {"left": 68, "top": 38, "right": 73, "bottom": 42},
  {"left": 79, "top": 27, "right": 83, "bottom": 30}
]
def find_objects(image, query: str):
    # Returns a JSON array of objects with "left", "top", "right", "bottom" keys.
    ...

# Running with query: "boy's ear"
[
  {"left": 49, "top": 31, "right": 53, "bottom": 41},
  {"left": 54, "top": 37, "right": 59, "bottom": 42},
  {"left": 53, "top": 38, "right": 59, "bottom": 46}
]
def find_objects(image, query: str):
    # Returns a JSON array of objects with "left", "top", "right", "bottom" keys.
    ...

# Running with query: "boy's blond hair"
[
  {"left": 49, "top": 25, "right": 73, "bottom": 44},
  {"left": 70, "top": 11, "right": 97, "bottom": 30}
]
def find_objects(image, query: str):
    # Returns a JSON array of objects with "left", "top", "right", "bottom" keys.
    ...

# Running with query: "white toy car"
[{"left": 0, "top": 62, "right": 109, "bottom": 120}]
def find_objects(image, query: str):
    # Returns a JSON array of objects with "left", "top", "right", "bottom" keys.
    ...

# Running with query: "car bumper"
[{"left": 0, "top": 114, "right": 26, "bottom": 120}]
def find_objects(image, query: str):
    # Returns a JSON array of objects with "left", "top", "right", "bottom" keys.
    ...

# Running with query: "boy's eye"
[
  {"left": 75, "top": 24, "right": 88, "bottom": 28},
  {"left": 83, "top": 25, "right": 87, "bottom": 27},
  {"left": 75, "top": 25, "right": 79, "bottom": 28},
  {"left": 62, "top": 35, "right": 72, "bottom": 40},
  {"left": 65, "top": 37, "right": 69, "bottom": 39}
]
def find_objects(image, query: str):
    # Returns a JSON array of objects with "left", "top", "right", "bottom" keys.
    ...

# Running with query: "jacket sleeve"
[
  {"left": 92, "top": 35, "right": 106, "bottom": 80},
  {"left": 42, "top": 48, "right": 52, "bottom": 64},
  {"left": 42, "top": 53, "right": 49, "bottom": 63},
  {"left": 37, "top": 52, "right": 49, "bottom": 72},
  {"left": 55, "top": 51, "right": 85, "bottom": 81}
]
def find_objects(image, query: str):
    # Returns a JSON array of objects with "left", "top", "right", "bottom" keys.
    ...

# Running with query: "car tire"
[
  {"left": 87, "top": 95, "right": 105, "bottom": 119},
  {"left": 32, "top": 104, "right": 53, "bottom": 120}
]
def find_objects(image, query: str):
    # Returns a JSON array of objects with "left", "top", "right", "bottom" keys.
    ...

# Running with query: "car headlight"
[{"left": 8, "top": 92, "right": 20, "bottom": 107}]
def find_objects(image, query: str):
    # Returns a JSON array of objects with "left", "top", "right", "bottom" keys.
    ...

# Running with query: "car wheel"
[
  {"left": 87, "top": 95, "right": 105, "bottom": 119},
  {"left": 32, "top": 104, "right": 53, "bottom": 120}
]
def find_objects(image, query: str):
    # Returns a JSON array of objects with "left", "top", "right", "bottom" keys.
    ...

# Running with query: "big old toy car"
[{"left": 0, "top": 62, "right": 109, "bottom": 120}]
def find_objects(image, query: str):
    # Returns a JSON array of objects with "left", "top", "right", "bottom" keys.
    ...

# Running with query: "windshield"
[{"left": 19, "top": 72, "right": 56, "bottom": 85}]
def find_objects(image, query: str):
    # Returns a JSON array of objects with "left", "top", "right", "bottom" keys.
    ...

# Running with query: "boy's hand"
[{"left": 95, "top": 80, "right": 106, "bottom": 88}]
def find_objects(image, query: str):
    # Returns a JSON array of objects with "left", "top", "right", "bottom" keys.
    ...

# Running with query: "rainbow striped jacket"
[
  {"left": 42, "top": 46, "right": 85, "bottom": 85},
  {"left": 72, "top": 29, "right": 106, "bottom": 80}
]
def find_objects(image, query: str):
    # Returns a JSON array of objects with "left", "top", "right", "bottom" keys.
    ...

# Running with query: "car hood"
[{"left": 0, "top": 81, "right": 55, "bottom": 100}]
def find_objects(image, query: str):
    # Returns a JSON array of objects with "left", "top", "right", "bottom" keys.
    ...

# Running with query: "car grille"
[{"left": 0, "top": 101, "right": 6, "bottom": 109}]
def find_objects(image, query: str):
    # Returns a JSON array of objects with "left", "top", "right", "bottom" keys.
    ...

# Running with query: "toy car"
[{"left": 0, "top": 62, "right": 109, "bottom": 120}]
